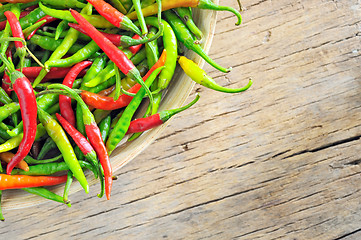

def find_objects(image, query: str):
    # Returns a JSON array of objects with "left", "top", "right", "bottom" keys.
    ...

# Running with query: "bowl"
[{"left": 2, "top": 3, "right": 219, "bottom": 210}]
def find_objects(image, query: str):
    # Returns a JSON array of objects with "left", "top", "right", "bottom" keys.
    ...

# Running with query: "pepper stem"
[
  {"left": 198, "top": 0, "right": 242, "bottom": 25},
  {"left": 159, "top": 94, "right": 200, "bottom": 122}
]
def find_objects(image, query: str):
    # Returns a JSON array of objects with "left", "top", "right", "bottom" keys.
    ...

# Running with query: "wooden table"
[{"left": 3, "top": 0, "right": 361, "bottom": 239}]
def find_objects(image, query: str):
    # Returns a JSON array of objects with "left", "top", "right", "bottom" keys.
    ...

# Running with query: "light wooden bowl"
[{"left": 2, "top": 3, "right": 219, "bottom": 210}]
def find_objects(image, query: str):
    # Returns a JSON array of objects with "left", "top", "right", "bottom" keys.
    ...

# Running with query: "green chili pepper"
[
  {"left": 10, "top": 160, "right": 97, "bottom": 178},
  {"left": 0, "top": 1, "right": 39, "bottom": 21},
  {"left": 0, "top": 88, "right": 12, "bottom": 105},
  {"left": 37, "top": 107, "right": 89, "bottom": 194},
  {"left": 38, "top": 137, "right": 57, "bottom": 160},
  {"left": 62, "top": 171, "right": 73, "bottom": 203},
  {"left": 129, "top": 47, "right": 147, "bottom": 65},
  {"left": 0, "top": 128, "right": 11, "bottom": 141},
  {"left": 19, "top": 7, "right": 46, "bottom": 30},
  {"left": 145, "top": 17, "right": 178, "bottom": 91},
  {"left": 55, "top": 20, "right": 69, "bottom": 40},
  {"left": 44, "top": 41, "right": 100, "bottom": 69},
  {"left": 175, "top": 7, "right": 203, "bottom": 42},
  {"left": 23, "top": 187, "right": 71, "bottom": 207},
  {"left": 0, "top": 102, "right": 20, "bottom": 122},
  {"left": 132, "top": 0, "right": 148, "bottom": 36},
  {"left": 106, "top": 66, "right": 164, "bottom": 154},
  {"left": 99, "top": 115, "right": 111, "bottom": 143},
  {"left": 41, "top": 0, "right": 87, "bottom": 9},
  {"left": 24, "top": 154, "right": 63, "bottom": 164},
  {"left": 80, "top": 55, "right": 107, "bottom": 89},
  {"left": 163, "top": 10, "right": 231, "bottom": 73},
  {"left": 109, "top": 0, "right": 128, "bottom": 14},
  {"left": 145, "top": 27, "right": 160, "bottom": 68},
  {"left": 39, "top": 2, "right": 114, "bottom": 28}
]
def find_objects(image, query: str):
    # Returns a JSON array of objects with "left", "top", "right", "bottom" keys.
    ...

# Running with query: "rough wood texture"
[{"left": 2, "top": 0, "right": 361, "bottom": 239}]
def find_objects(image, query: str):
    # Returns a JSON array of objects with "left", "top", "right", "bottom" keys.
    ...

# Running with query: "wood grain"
[{"left": 2, "top": 0, "right": 361, "bottom": 239}]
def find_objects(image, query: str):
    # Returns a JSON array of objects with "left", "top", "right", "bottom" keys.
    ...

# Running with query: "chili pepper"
[
  {"left": 27, "top": 15, "right": 58, "bottom": 40},
  {"left": 119, "top": 0, "right": 132, "bottom": 11},
  {"left": 109, "top": 0, "right": 127, "bottom": 14},
  {"left": 132, "top": 0, "right": 148, "bottom": 36},
  {"left": 85, "top": 0, "right": 141, "bottom": 35},
  {"left": 127, "top": 94, "right": 200, "bottom": 135},
  {"left": 9, "top": 160, "right": 97, "bottom": 178},
  {"left": 38, "top": 2, "right": 114, "bottom": 28},
  {"left": 85, "top": 76, "right": 116, "bottom": 94},
  {"left": 0, "top": 123, "right": 45, "bottom": 153},
  {"left": 164, "top": 10, "right": 231, "bottom": 73},
  {"left": 80, "top": 54, "right": 107, "bottom": 89},
  {"left": 41, "top": 0, "right": 86, "bottom": 8},
  {"left": 63, "top": 171, "right": 72, "bottom": 203},
  {"left": 129, "top": 34, "right": 143, "bottom": 54},
  {"left": 70, "top": 9, "right": 155, "bottom": 110},
  {"left": 37, "top": 107, "right": 89, "bottom": 193},
  {"left": 55, "top": 20, "right": 69, "bottom": 40},
  {"left": 68, "top": 23, "right": 161, "bottom": 49},
  {"left": 80, "top": 49, "right": 166, "bottom": 110},
  {"left": 33, "top": 4, "right": 92, "bottom": 87},
  {"left": 145, "top": 27, "right": 160, "bottom": 68},
  {"left": 178, "top": 56, "right": 253, "bottom": 93},
  {"left": 46, "top": 84, "right": 112, "bottom": 200},
  {"left": 5, "top": 9, "right": 28, "bottom": 69},
  {"left": 0, "top": 55, "right": 37, "bottom": 175},
  {"left": 0, "top": 87, "right": 13, "bottom": 104},
  {"left": 129, "top": 47, "right": 147, "bottom": 65},
  {"left": 59, "top": 61, "right": 93, "bottom": 127},
  {"left": 0, "top": 11, "right": 12, "bottom": 62},
  {"left": 99, "top": 115, "right": 111, "bottom": 143},
  {"left": 19, "top": 7, "right": 47, "bottom": 30},
  {"left": 44, "top": 41, "right": 99, "bottom": 69},
  {"left": 24, "top": 154, "right": 63, "bottom": 164},
  {"left": 0, "top": 152, "right": 29, "bottom": 171},
  {"left": 56, "top": 113, "right": 99, "bottom": 171},
  {"left": 145, "top": 17, "right": 177, "bottom": 91},
  {"left": 37, "top": 137, "right": 57, "bottom": 160},
  {"left": 0, "top": 174, "right": 67, "bottom": 190},
  {"left": 127, "top": 0, "right": 242, "bottom": 25},
  {"left": 106, "top": 66, "right": 164, "bottom": 154},
  {"left": 175, "top": 7, "right": 203, "bottom": 42},
  {"left": 0, "top": 102, "right": 20, "bottom": 122},
  {"left": 0, "top": 9, "right": 30, "bottom": 31},
  {"left": 30, "top": 34, "right": 84, "bottom": 54},
  {"left": 0, "top": 1, "right": 37, "bottom": 20},
  {"left": 127, "top": 0, "right": 155, "bottom": 14},
  {"left": 84, "top": 62, "right": 121, "bottom": 88},
  {"left": 23, "top": 187, "right": 71, "bottom": 206},
  {"left": 0, "top": 127, "right": 11, "bottom": 141}
]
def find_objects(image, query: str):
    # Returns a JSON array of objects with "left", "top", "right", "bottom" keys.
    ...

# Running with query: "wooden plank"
[{"left": 1, "top": 0, "right": 360, "bottom": 239}]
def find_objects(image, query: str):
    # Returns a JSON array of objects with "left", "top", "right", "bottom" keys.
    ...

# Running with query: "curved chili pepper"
[
  {"left": 46, "top": 84, "right": 112, "bottom": 200},
  {"left": 19, "top": 7, "right": 47, "bottom": 30},
  {"left": 0, "top": 10, "right": 30, "bottom": 31},
  {"left": 0, "top": 55, "right": 37, "bottom": 175},
  {"left": 80, "top": 49, "right": 166, "bottom": 110},
  {"left": 30, "top": 34, "right": 84, "bottom": 54},
  {"left": 127, "top": 94, "right": 200, "bottom": 134},
  {"left": 126, "top": 0, "right": 242, "bottom": 25},
  {"left": 60, "top": 61, "right": 92, "bottom": 127},
  {"left": 23, "top": 187, "right": 71, "bottom": 207},
  {"left": 0, "top": 174, "right": 67, "bottom": 190},
  {"left": 56, "top": 113, "right": 99, "bottom": 171},
  {"left": 27, "top": 15, "right": 58, "bottom": 40},
  {"left": 85, "top": 0, "right": 141, "bottom": 35},
  {"left": 70, "top": 9, "right": 154, "bottom": 108},
  {"left": 106, "top": 66, "right": 164, "bottom": 154},
  {"left": 164, "top": 10, "right": 231, "bottom": 73},
  {"left": 178, "top": 56, "right": 253, "bottom": 93},
  {"left": 4, "top": 10, "right": 27, "bottom": 69},
  {"left": 0, "top": 152, "right": 29, "bottom": 172},
  {"left": 37, "top": 137, "right": 57, "bottom": 160},
  {"left": 175, "top": 7, "right": 203, "bottom": 41},
  {"left": 0, "top": 102, "right": 20, "bottom": 122},
  {"left": 37, "top": 107, "right": 89, "bottom": 194}
]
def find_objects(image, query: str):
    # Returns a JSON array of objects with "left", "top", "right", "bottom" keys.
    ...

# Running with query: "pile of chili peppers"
[{"left": 0, "top": 0, "right": 252, "bottom": 220}]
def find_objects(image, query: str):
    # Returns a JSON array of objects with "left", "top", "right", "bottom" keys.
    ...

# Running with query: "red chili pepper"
[
  {"left": 60, "top": 61, "right": 92, "bottom": 127},
  {"left": 80, "top": 49, "right": 166, "bottom": 110},
  {"left": 68, "top": 23, "right": 143, "bottom": 52},
  {"left": 70, "top": 9, "right": 153, "bottom": 105},
  {"left": 85, "top": 0, "right": 141, "bottom": 35},
  {"left": 0, "top": 10, "right": 30, "bottom": 31},
  {"left": 27, "top": 15, "right": 58, "bottom": 40},
  {"left": 0, "top": 174, "right": 67, "bottom": 190},
  {"left": 4, "top": 11, "right": 27, "bottom": 68},
  {"left": 126, "top": 94, "right": 200, "bottom": 134},
  {"left": 56, "top": 113, "right": 98, "bottom": 168},
  {"left": 0, "top": 55, "right": 37, "bottom": 175},
  {"left": 2, "top": 66, "right": 87, "bottom": 93}
]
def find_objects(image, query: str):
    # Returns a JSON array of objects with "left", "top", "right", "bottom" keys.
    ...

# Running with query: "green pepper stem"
[{"left": 159, "top": 94, "right": 200, "bottom": 122}]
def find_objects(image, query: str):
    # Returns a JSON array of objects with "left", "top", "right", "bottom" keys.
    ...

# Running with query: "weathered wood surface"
[{"left": 2, "top": 0, "right": 361, "bottom": 239}]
